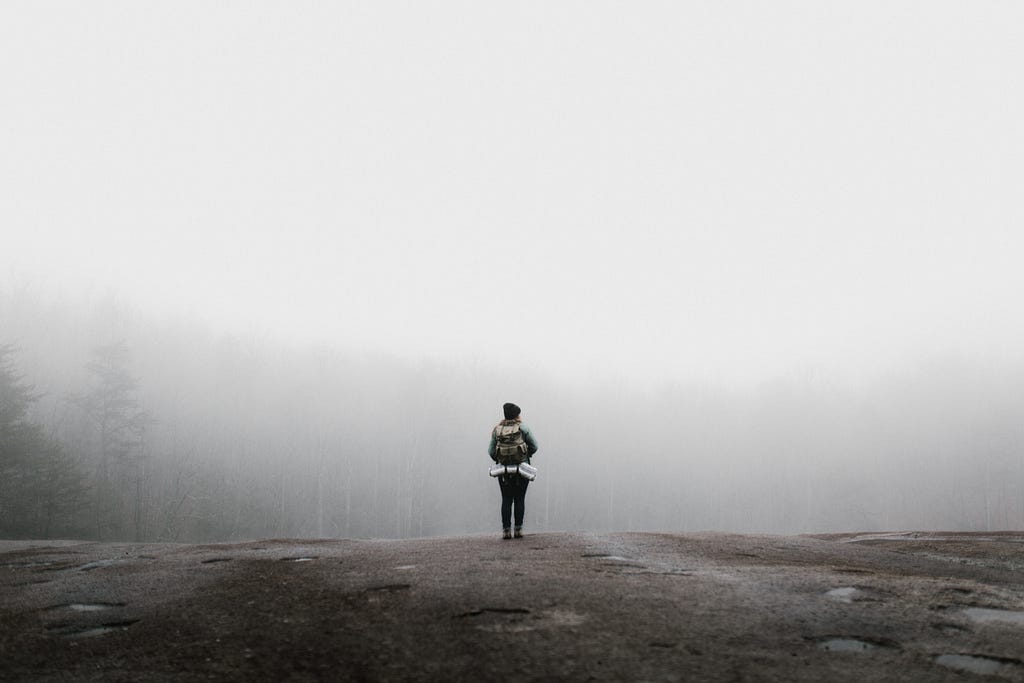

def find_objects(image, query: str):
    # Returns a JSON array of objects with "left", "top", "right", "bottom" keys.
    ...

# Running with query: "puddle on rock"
[
  {"left": 826, "top": 586, "right": 888, "bottom": 603},
  {"left": 826, "top": 587, "right": 859, "bottom": 602},
  {"left": 280, "top": 556, "right": 318, "bottom": 563},
  {"left": 457, "top": 607, "right": 533, "bottom": 632},
  {"left": 962, "top": 608, "right": 1024, "bottom": 626},
  {"left": 394, "top": 565, "right": 416, "bottom": 571},
  {"left": 935, "top": 654, "right": 1018, "bottom": 675},
  {"left": 75, "top": 559, "right": 124, "bottom": 572},
  {"left": 457, "top": 607, "right": 583, "bottom": 633},
  {"left": 45, "top": 602, "right": 124, "bottom": 612},
  {"left": 3, "top": 560, "right": 56, "bottom": 568},
  {"left": 818, "top": 639, "right": 875, "bottom": 653},
  {"left": 543, "top": 608, "right": 585, "bottom": 627},
  {"left": 69, "top": 626, "right": 120, "bottom": 638},
  {"left": 69, "top": 603, "right": 123, "bottom": 612},
  {"left": 816, "top": 638, "right": 885, "bottom": 653}
]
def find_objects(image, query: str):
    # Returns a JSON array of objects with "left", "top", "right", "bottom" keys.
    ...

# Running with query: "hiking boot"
[
  {"left": 502, "top": 528, "right": 512, "bottom": 540},
  {"left": 514, "top": 527, "right": 523, "bottom": 539}
]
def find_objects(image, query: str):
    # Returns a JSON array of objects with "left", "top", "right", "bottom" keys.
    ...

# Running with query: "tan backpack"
[{"left": 494, "top": 421, "right": 528, "bottom": 465}]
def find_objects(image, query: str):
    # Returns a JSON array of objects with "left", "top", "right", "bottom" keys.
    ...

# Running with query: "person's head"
[{"left": 503, "top": 402, "right": 521, "bottom": 420}]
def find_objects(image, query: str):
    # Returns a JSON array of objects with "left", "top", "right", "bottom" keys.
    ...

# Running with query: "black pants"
[{"left": 498, "top": 474, "right": 529, "bottom": 529}]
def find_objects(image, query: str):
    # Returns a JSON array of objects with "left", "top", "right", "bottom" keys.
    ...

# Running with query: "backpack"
[{"left": 494, "top": 421, "right": 529, "bottom": 465}]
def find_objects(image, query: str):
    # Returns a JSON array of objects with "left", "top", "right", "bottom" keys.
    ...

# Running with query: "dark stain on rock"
[
  {"left": 367, "top": 584, "right": 411, "bottom": 593},
  {"left": 455, "top": 607, "right": 530, "bottom": 618},
  {"left": 809, "top": 635, "right": 900, "bottom": 652},
  {"left": 634, "top": 569, "right": 693, "bottom": 576}
]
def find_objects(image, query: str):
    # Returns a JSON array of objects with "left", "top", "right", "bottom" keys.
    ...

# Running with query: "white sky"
[{"left": 2, "top": 2, "right": 1022, "bottom": 385}]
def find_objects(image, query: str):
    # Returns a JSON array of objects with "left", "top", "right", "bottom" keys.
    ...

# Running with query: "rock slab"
[{"left": 2, "top": 531, "right": 1024, "bottom": 681}]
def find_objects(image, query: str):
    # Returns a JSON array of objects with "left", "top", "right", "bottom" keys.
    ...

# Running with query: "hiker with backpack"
[{"left": 488, "top": 402, "right": 539, "bottom": 540}]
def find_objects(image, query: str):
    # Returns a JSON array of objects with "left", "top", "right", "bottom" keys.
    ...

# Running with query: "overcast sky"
[{"left": 2, "top": 2, "right": 1022, "bottom": 386}]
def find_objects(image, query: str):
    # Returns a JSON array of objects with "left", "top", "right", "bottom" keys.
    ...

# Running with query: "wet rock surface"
[{"left": 1, "top": 531, "right": 1023, "bottom": 681}]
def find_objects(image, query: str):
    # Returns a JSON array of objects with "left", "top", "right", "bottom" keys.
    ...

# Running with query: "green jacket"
[{"left": 488, "top": 420, "right": 539, "bottom": 464}]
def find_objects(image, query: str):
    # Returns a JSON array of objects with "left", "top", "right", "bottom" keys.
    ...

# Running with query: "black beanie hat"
[{"left": 503, "top": 402, "right": 521, "bottom": 420}]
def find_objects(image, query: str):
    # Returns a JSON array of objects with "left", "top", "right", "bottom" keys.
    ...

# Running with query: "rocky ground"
[{"left": 1, "top": 531, "right": 1023, "bottom": 681}]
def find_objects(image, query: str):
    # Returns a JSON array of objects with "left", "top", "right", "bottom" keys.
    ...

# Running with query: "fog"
[
  {"left": 2, "top": 3, "right": 1023, "bottom": 540},
  {"left": 3, "top": 291, "right": 1023, "bottom": 541}
]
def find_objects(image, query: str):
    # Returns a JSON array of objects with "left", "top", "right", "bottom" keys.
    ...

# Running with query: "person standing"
[{"left": 488, "top": 402, "right": 539, "bottom": 540}]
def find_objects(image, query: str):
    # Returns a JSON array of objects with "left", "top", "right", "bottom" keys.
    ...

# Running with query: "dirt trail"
[{"left": 2, "top": 532, "right": 1023, "bottom": 681}]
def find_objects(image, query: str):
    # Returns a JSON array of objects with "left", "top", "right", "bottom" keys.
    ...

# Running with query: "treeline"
[
  {"left": 0, "top": 334, "right": 487, "bottom": 542},
  {"left": 2, "top": 289, "right": 1023, "bottom": 541}
]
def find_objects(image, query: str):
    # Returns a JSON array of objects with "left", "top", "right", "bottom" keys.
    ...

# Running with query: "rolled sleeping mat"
[
  {"left": 505, "top": 465, "right": 519, "bottom": 475},
  {"left": 518, "top": 463, "right": 538, "bottom": 481},
  {"left": 488, "top": 464, "right": 506, "bottom": 477}
]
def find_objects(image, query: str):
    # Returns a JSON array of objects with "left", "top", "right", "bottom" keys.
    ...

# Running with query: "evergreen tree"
[
  {"left": 0, "top": 344, "right": 37, "bottom": 478},
  {"left": 71, "top": 342, "right": 152, "bottom": 540},
  {"left": 0, "top": 345, "right": 88, "bottom": 538}
]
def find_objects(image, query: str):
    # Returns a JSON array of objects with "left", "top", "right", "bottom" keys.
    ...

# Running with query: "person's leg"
[
  {"left": 498, "top": 476, "right": 514, "bottom": 536},
  {"left": 513, "top": 478, "right": 529, "bottom": 535}
]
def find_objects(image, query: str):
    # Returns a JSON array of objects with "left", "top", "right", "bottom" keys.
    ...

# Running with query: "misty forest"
[{"left": 2, "top": 287, "right": 1023, "bottom": 544}]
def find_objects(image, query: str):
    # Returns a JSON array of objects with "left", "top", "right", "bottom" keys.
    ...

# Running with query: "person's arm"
[
  {"left": 521, "top": 424, "right": 539, "bottom": 457},
  {"left": 488, "top": 429, "right": 497, "bottom": 462}
]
